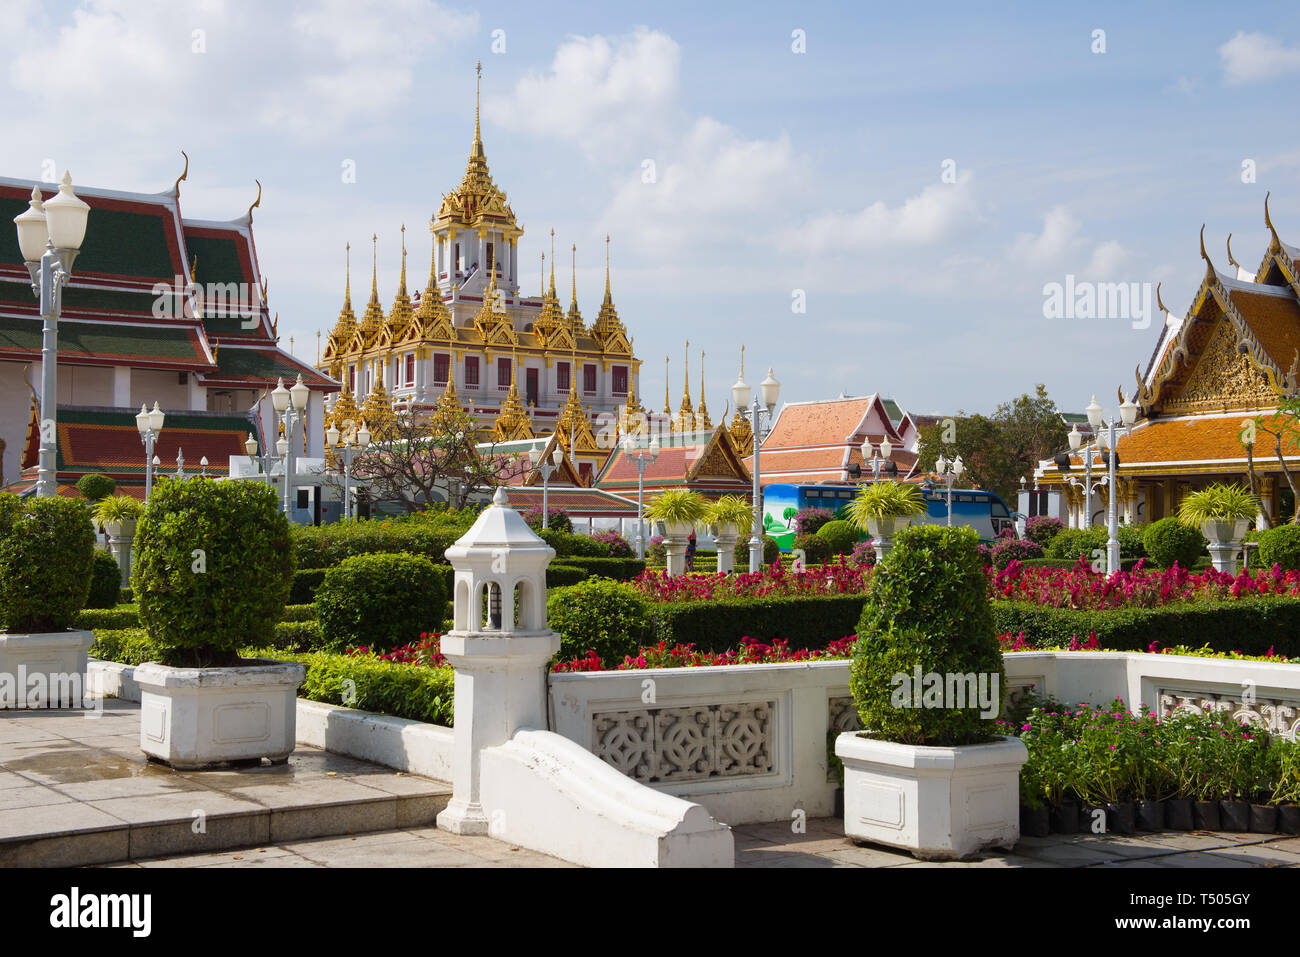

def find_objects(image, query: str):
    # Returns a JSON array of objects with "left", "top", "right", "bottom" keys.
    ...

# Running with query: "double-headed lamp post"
[
  {"left": 861, "top": 437, "right": 894, "bottom": 483},
  {"left": 623, "top": 435, "right": 661, "bottom": 559},
  {"left": 538, "top": 446, "right": 565, "bottom": 530},
  {"left": 324, "top": 420, "right": 371, "bottom": 520},
  {"left": 935, "top": 454, "right": 965, "bottom": 525},
  {"left": 1085, "top": 393, "right": 1138, "bottom": 575},
  {"left": 271, "top": 374, "right": 311, "bottom": 519},
  {"left": 13, "top": 174, "right": 91, "bottom": 498},
  {"left": 135, "top": 401, "right": 165, "bottom": 499},
  {"left": 732, "top": 365, "right": 781, "bottom": 573}
]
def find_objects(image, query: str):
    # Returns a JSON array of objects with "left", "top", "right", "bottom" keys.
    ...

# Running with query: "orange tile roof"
[
  {"left": 1046, "top": 413, "right": 1300, "bottom": 470},
  {"left": 763, "top": 398, "right": 877, "bottom": 450},
  {"left": 1228, "top": 287, "right": 1300, "bottom": 373}
]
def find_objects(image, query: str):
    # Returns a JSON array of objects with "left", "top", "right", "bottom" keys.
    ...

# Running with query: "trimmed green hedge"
[
  {"left": 993, "top": 598, "right": 1300, "bottom": 656},
  {"left": 551, "top": 556, "right": 646, "bottom": 580},
  {"left": 75, "top": 606, "right": 140, "bottom": 630},
  {"left": 89, "top": 628, "right": 163, "bottom": 666},
  {"left": 546, "top": 564, "right": 589, "bottom": 587},
  {"left": 316, "top": 552, "right": 448, "bottom": 652},
  {"left": 280, "top": 604, "right": 318, "bottom": 622},
  {"left": 645, "top": 594, "right": 868, "bottom": 652},
  {"left": 289, "top": 568, "right": 328, "bottom": 604},
  {"left": 281, "top": 650, "right": 454, "bottom": 726},
  {"left": 293, "top": 522, "right": 460, "bottom": 570},
  {"left": 269, "top": 620, "right": 324, "bottom": 652}
]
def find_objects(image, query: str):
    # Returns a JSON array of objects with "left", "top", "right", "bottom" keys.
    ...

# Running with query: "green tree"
[{"left": 915, "top": 385, "right": 1066, "bottom": 503}]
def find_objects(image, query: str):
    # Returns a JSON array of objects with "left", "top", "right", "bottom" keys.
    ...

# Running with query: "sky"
[{"left": 5, "top": 0, "right": 1300, "bottom": 419}]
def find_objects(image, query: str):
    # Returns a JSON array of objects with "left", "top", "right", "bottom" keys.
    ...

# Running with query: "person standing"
[{"left": 686, "top": 529, "right": 697, "bottom": 573}]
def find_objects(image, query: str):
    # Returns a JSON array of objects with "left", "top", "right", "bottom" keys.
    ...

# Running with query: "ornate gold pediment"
[{"left": 1165, "top": 317, "right": 1278, "bottom": 413}]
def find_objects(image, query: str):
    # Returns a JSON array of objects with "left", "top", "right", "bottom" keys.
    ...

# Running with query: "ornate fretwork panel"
[
  {"left": 592, "top": 700, "right": 775, "bottom": 783},
  {"left": 1159, "top": 688, "right": 1299, "bottom": 742},
  {"left": 1165, "top": 318, "right": 1278, "bottom": 413}
]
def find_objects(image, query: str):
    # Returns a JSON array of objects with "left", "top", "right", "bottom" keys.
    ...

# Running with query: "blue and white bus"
[{"left": 760, "top": 482, "right": 1017, "bottom": 549}]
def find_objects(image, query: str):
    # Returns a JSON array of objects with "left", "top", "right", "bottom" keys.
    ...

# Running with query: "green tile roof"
[
  {"left": 0, "top": 195, "right": 176, "bottom": 280},
  {"left": 185, "top": 231, "right": 249, "bottom": 288},
  {"left": 0, "top": 315, "right": 205, "bottom": 365}
]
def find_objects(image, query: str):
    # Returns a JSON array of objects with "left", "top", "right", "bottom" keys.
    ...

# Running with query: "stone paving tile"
[
  {"left": 0, "top": 783, "right": 75, "bottom": 812},
  {"left": 1156, "top": 851, "right": 1260, "bottom": 868},
  {"left": 86, "top": 788, "right": 266, "bottom": 826},
  {"left": 1198, "top": 843, "right": 1300, "bottom": 867},
  {"left": 133, "top": 845, "right": 298, "bottom": 868},
  {"left": 0, "top": 800, "right": 126, "bottom": 840}
]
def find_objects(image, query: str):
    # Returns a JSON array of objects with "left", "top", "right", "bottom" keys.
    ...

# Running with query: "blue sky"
[{"left": 6, "top": 0, "right": 1300, "bottom": 419}]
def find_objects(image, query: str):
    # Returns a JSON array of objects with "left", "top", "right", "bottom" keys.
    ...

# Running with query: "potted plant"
[
  {"left": 131, "top": 478, "right": 302, "bottom": 769},
  {"left": 704, "top": 494, "right": 753, "bottom": 574},
  {"left": 94, "top": 494, "right": 143, "bottom": 586},
  {"left": 1178, "top": 483, "right": 1257, "bottom": 573},
  {"left": 846, "top": 481, "right": 927, "bottom": 562},
  {"left": 0, "top": 495, "right": 96, "bottom": 709},
  {"left": 644, "top": 488, "right": 707, "bottom": 576},
  {"left": 1275, "top": 741, "right": 1300, "bottom": 835},
  {"left": 835, "top": 525, "right": 1024, "bottom": 860}
]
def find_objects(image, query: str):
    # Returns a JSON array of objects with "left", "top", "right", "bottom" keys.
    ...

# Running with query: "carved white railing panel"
[
  {"left": 828, "top": 695, "right": 861, "bottom": 733},
  {"left": 593, "top": 699, "right": 775, "bottom": 784},
  {"left": 1158, "top": 689, "right": 1300, "bottom": 742}
]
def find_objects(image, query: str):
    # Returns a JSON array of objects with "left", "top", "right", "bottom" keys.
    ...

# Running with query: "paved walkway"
[{"left": 732, "top": 816, "right": 1300, "bottom": 868}]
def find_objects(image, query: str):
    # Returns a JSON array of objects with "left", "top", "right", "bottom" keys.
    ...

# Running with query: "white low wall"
[
  {"left": 480, "top": 729, "right": 734, "bottom": 867},
  {"left": 549, "top": 660, "right": 857, "bottom": 826}
]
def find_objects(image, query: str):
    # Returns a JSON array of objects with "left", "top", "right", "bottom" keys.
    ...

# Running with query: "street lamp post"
[
  {"left": 13, "top": 175, "right": 91, "bottom": 498},
  {"left": 538, "top": 446, "right": 565, "bottom": 530},
  {"left": 732, "top": 366, "right": 781, "bottom": 573},
  {"left": 861, "top": 437, "right": 895, "bottom": 484},
  {"left": 324, "top": 420, "right": 371, "bottom": 519},
  {"left": 623, "top": 435, "right": 661, "bottom": 559},
  {"left": 1085, "top": 394, "right": 1138, "bottom": 575},
  {"left": 135, "top": 402, "right": 165, "bottom": 499},
  {"left": 271, "top": 375, "right": 311, "bottom": 519},
  {"left": 934, "top": 454, "right": 965, "bottom": 525},
  {"left": 243, "top": 433, "right": 276, "bottom": 488}
]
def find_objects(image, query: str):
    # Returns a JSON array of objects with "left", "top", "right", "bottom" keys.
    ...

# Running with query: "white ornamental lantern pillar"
[{"left": 436, "top": 487, "right": 561, "bottom": 835}]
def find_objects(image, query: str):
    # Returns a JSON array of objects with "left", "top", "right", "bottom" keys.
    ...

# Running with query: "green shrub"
[
  {"left": 293, "top": 520, "right": 460, "bottom": 570},
  {"left": 734, "top": 534, "right": 779, "bottom": 568},
  {"left": 546, "top": 564, "right": 589, "bottom": 587},
  {"left": 120, "top": 587, "right": 134, "bottom": 604},
  {"left": 1044, "top": 526, "right": 1105, "bottom": 561},
  {"left": 315, "top": 552, "right": 447, "bottom": 653},
  {"left": 280, "top": 603, "right": 318, "bottom": 622},
  {"left": 76, "top": 473, "right": 116, "bottom": 501},
  {"left": 548, "top": 577, "right": 650, "bottom": 665},
  {"left": 75, "top": 606, "right": 140, "bottom": 630},
  {"left": 289, "top": 568, "right": 328, "bottom": 604},
  {"left": 1117, "top": 523, "right": 1147, "bottom": 560},
  {"left": 523, "top": 506, "right": 573, "bottom": 534},
  {"left": 85, "top": 551, "right": 124, "bottom": 609},
  {"left": 131, "top": 478, "right": 293, "bottom": 666},
  {"left": 816, "top": 519, "right": 860, "bottom": 556},
  {"left": 1143, "top": 517, "right": 1206, "bottom": 569},
  {"left": 645, "top": 594, "right": 867, "bottom": 652},
  {"left": 992, "top": 599, "right": 1300, "bottom": 657},
  {"left": 850, "top": 524, "right": 1004, "bottom": 746},
  {"left": 269, "top": 620, "right": 324, "bottom": 653},
  {"left": 793, "top": 533, "right": 832, "bottom": 565},
  {"left": 88, "top": 627, "right": 164, "bottom": 666},
  {"left": 0, "top": 494, "right": 96, "bottom": 633},
  {"left": 557, "top": 556, "right": 646, "bottom": 580},
  {"left": 1256, "top": 524, "right": 1300, "bottom": 571},
  {"left": 281, "top": 649, "right": 455, "bottom": 726}
]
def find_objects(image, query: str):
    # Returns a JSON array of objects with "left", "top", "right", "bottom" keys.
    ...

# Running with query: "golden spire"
[
  {"left": 534, "top": 235, "right": 566, "bottom": 343},
  {"left": 328, "top": 242, "right": 358, "bottom": 351},
  {"left": 549, "top": 228, "right": 557, "bottom": 299},
  {"left": 566, "top": 242, "right": 584, "bottom": 335},
  {"left": 431, "top": 370, "right": 463, "bottom": 434},
  {"left": 359, "top": 233, "right": 385, "bottom": 344},
  {"left": 675, "top": 340, "right": 693, "bottom": 431},
  {"left": 729, "top": 344, "right": 753, "bottom": 455},
  {"left": 385, "top": 225, "right": 415, "bottom": 339},
  {"left": 663, "top": 355, "right": 671, "bottom": 417},
  {"left": 360, "top": 367, "right": 396, "bottom": 438},
  {"left": 492, "top": 345, "right": 534, "bottom": 441},
  {"left": 697, "top": 349, "right": 711, "bottom": 429},
  {"left": 473, "top": 59, "right": 483, "bottom": 161},
  {"left": 591, "top": 233, "right": 628, "bottom": 346},
  {"left": 416, "top": 226, "right": 453, "bottom": 337}
]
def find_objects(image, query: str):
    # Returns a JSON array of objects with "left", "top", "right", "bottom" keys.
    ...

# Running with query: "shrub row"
[
  {"left": 645, "top": 594, "right": 869, "bottom": 653},
  {"left": 315, "top": 552, "right": 448, "bottom": 652},
  {"left": 993, "top": 598, "right": 1300, "bottom": 657},
  {"left": 552, "top": 556, "right": 646, "bottom": 580},
  {"left": 279, "top": 650, "right": 455, "bottom": 726},
  {"left": 78, "top": 602, "right": 316, "bottom": 631},
  {"left": 90, "top": 621, "right": 331, "bottom": 664},
  {"left": 293, "top": 522, "right": 461, "bottom": 570},
  {"left": 546, "top": 564, "right": 589, "bottom": 588}
]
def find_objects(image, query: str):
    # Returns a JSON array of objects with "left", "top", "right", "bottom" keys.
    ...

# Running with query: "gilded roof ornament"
[
  {"left": 173, "top": 150, "right": 189, "bottom": 196},
  {"left": 385, "top": 225, "right": 416, "bottom": 340},
  {"left": 359, "top": 233, "right": 385, "bottom": 345},
  {"left": 566, "top": 243, "right": 584, "bottom": 335},
  {"left": 697, "top": 349, "right": 711, "bottom": 429},
  {"left": 1226, "top": 233, "right": 1240, "bottom": 269}
]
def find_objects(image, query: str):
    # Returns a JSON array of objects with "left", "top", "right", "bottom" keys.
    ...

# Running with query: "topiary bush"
[
  {"left": 522, "top": 506, "right": 573, "bottom": 534},
  {"left": 1023, "top": 515, "right": 1064, "bottom": 547},
  {"left": 983, "top": 537, "right": 1044, "bottom": 569},
  {"left": 591, "top": 529, "right": 633, "bottom": 557},
  {"left": 84, "top": 550, "right": 124, "bottom": 609},
  {"left": 1143, "top": 517, "right": 1206, "bottom": 569},
  {"left": 76, "top": 473, "right": 116, "bottom": 501},
  {"left": 1256, "top": 524, "right": 1300, "bottom": 571},
  {"left": 546, "top": 577, "right": 650, "bottom": 666},
  {"left": 850, "top": 524, "right": 1005, "bottom": 746},
  {"left": 794, "top": 507, "right": 837, "bottom": 537},
  {"left": 817, "top": 519, "right": 860, "bottom": 556},
  {"left": 734, "top": 534, "right": 780, "bottom": 568},
  {"left": 0, "top": 494, "right": 96, "bottom": 633},
  {"left": 131, "top": 478, "right": 293, "bottom": 666},
  {"left": 315, "top": 551, "right": 448, "bottom": 653},
  {"left": 793, "top": 532, "right": 832, "bottom": 566},
  {"left": 1043, "top": 526, "right": 1106, "bottom": 561}
]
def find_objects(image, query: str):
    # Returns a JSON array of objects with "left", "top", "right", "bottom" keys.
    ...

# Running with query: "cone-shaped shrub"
[
  {"left": 0, "top": 495, "right": 95, "bottom": 632},
  {"left": 132, "top": 478, "right": 293, "bottom": 666},
  {"left": 849, "top": 524, "right": 1004, "bottom": 746}
]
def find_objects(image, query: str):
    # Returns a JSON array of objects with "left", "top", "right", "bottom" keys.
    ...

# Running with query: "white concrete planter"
[
  {"left": 865, "top": 515, "right": 911, "bottom": 562},
  {"left": 835, "top": 732, "right": 1027, "bottom": 860},
  {"left": 714, "top": 524, "right": 738, "bottom": 574},
  {"left": 135, "top": 659, "right": 306, "bottom": 769},
  {"left": 659, "top": 520, "right": 695, "bottom": 576},
  {"left": 1202, "top": 518, "right": 1250, "bottom": 574},
  {"left": 104, "top": 520, "right": 137, "bottom": 587},
  {"left": 0, "top": 629, "right": 94, "bottom": 708}
]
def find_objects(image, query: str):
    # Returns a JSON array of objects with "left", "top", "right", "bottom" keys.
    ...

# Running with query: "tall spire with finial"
[
  {"left": 697, "top": 349, "right": 711, "bottom": 429},
  {"left": 677, "top": 340, "right": 694, "bottom": 431},
  {"left": 664, "top": 355, "right": 671, "bottom": 418},
  {"left": 565, "top": 242, "right": 584, "bottom": 335},
  {"left": 325, "top": 242, "right": 358, "bottom": 377},
  {"left": 386, "top": 225, "right": 414, "bottom": 338},
  {"left": 359, "top": 233, "right": 385, "bottom": 343},
  {"left": 473, "top": 59, "right": 483, "bottom": 160}
]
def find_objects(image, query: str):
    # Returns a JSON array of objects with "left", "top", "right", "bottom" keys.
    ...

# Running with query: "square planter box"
[
  {"left": 835, "top": 732, "right": 1028, "bottom": 861},
  {"left": 0, "top": 629, "right": 95, "bottom": 708},
  {"left": 135, "top": 659, "right": 306, "bottom": 770}
]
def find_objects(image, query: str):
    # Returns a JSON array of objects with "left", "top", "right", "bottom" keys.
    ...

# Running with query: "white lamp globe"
[
  {"left": 1067, "top": 424, "right": 1083, "bottom": 452},
  {"left": 731, "top": 374, "right": 751, "bottom": 412},
  {"left": 271, "top": 377, "right": 290, "bottom": 413},
  {"left": 953, "top": 455, "right": 964, "bottom": 478},
  {"left": 1120, "top": 396, "right": 1138, "bottom": 427},
  {"left": 880, "top": 437, "right": 893, "bottom": 460},
  {"left": 357, "top": 422, "right": 371, "bottom": 447},
  {"left": 13, "top": 187, "right": 48, "bottom": 264},
  {"left": 325, "top": 424, "right": 340, "bottom": 447},
  {"left": 648, "top": 437, "right": 660, "bottom": 461},
  {"left": 290, "top": 373, "right": 310, "bottom": 411},
  {"left": 861, "top": 440, "right": 873, "bottom": 462},
  {"left": 147, "top": 401, "right": 165, "bottom": 434},
  {"left": 136, "top": 404, "right": 150, "bottom": 437},
  {"left": 936, "top": 454, "right": 947, "bottom": 473},
  {"left": 276, "top": 437, "right": 288, "bottom": 456},
  {"left": 1085, "top": 395, "right": 1103, "bottom": 429},
  {"left": 760, "top": 367, "right": 780, "bottom": 411},
  {"left": 552, "top": 448, "right": 564, "bottom": 467},
  {"left": 244, "top": 434, "right": 258, "bottom": 457},
  {"left": 42, "top": 172, "right": 90, "bottom": 252}
]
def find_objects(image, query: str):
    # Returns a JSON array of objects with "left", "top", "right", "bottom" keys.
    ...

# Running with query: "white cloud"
[
  {"left": 788, "top": 173, "right": 985, "bottom": 252},
  {"left": 486, "top": 26, "right": 680, "bottom": 157},
  {"left": 1219, "top": 31, "right": 1300, "bottom": 85}
]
